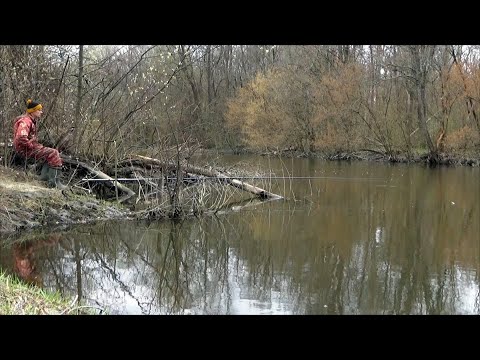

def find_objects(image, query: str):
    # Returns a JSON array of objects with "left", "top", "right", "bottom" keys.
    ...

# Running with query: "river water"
[{"left": 1, "top": 155, "right": 479, "bottom": 314}]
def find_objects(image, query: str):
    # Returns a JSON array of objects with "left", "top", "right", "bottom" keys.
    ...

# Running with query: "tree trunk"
[
  {"left": 73, "top": 45, "right": 83, "bottom": 154},
  {"left": 409, "top": 45, "right": 436, "bottom": 160}
]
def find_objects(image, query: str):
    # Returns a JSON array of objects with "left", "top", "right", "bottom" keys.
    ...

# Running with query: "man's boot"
[
  {"left": 39, "top": 163, "right": 49, "bottom": 181},
  {"left": 46, "top": 166, "right": 68, "bottom": 190}
]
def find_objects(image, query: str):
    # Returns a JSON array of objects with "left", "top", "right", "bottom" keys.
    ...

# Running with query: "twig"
[
  {"left": 67, "top": 294, "right": 79, "bottom": 309},
  {"left": 61, "top": 304, "right": 106, "bottom": 315}
]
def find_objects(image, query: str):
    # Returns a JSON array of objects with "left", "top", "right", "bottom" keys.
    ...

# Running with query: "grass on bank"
[{"left": 0, "top": 271, "right": 100, "bottom": 315}]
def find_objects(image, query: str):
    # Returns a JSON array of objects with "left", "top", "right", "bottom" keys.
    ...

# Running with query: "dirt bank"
[{"left": 0, "top": 166, "right": 132, "bottom": 237}]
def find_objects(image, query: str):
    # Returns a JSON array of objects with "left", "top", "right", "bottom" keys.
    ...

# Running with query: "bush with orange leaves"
[{"left": 444, "top": 125, "right": 480, "bottom": 154}]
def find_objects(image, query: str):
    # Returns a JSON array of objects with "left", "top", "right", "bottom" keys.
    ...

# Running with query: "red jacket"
[{"left": 13, "top": 114, "right": 39, "bottom": 152}]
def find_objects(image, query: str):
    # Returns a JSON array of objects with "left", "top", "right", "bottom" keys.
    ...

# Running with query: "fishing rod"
[{"left": 81, "top": 176, "right": 387, "bottom": 182}]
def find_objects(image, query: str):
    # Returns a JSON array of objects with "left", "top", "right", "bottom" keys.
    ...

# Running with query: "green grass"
[{"left": 0, "top": 270, "right": 100, "bottom": 315}]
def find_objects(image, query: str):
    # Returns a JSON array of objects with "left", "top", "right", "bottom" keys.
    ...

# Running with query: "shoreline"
[{"left": 1, "top": 150, "right": 478, "bottom": 238}]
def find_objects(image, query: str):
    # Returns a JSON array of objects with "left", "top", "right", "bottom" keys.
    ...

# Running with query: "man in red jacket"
[{"left": 13, "top": 99, "right": 67, "bottom": 189}]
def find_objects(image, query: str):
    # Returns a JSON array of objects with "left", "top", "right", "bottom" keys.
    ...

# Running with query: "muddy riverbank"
[{"left": 0, "top": 166, "right": 132, "bottom": 237}]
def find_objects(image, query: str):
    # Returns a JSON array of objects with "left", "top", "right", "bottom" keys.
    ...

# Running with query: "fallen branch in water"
[
  {"left": 130, "top": 154, "right": 284, "bottom": 200},
  {"left": 61, "top": 155, "right": 135, "bottom": 203}
]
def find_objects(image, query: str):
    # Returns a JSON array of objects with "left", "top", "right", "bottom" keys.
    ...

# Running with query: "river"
[{"left": 1, "top": 155, "right": 479, "bottom": 314}]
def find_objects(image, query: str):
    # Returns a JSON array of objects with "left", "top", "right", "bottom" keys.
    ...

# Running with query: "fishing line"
[{"left": 81, "top": 176, "right": 386, "bottom": 182}]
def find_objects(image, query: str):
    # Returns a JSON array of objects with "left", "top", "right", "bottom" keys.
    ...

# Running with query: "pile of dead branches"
[{"left": 60, "top": 154, "right": 283, "bottom": 219}]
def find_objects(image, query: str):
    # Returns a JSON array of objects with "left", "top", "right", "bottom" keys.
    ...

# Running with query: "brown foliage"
[
  {"left": 312, "top": 63, "right": 364, "bottom": 152},
  {"left": 226, "top": 63, "right": 364, "bottom": 153},
  {"left": 444, "top": 125, "right": 480, "bottom": 153},
  {"left": 225, "top": 69, "right": 291, "bottom": 150}
]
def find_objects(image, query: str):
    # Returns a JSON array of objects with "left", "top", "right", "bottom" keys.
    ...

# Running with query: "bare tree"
[
  {"left": 408, "top": 45, "right": 437, "bottom": 161},
  {"left": 72, "top": 45, "right": 84, "bottom": 154}
]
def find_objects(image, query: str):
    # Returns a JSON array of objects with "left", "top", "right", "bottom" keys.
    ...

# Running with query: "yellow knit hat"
[{"left": 26, "top": 99, "right": 42, "bottom": 113}]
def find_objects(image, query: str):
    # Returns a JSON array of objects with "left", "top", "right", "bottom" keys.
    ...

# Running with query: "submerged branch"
[{"left": 131, "top": 154, "right": 284, "bottom": 200}]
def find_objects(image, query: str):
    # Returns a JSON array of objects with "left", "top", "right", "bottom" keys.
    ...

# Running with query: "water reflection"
[
  {"left": 11, "top": 234, "right": 62, "bottom": 286},
  {"left": 0, "top": 159, "right": 478, "bottom": 314}
]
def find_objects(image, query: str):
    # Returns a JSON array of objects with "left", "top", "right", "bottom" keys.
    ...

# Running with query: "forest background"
[{"left": 1, "top": 45, "right": 479, "bottom": 167}]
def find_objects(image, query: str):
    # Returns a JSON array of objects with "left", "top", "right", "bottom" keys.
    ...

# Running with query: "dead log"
[
  {"left": 61, "top": 155, "right": 135, "bottom": 203},
  {"left": 218, "top": 197, "right": 279, "bottom": 214},
  {"left": 131, "top": 154, "right": 283, "bottom": 200}
]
